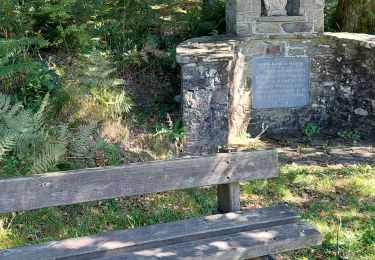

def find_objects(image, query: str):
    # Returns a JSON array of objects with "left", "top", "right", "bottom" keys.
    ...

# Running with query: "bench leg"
[{"left": 217, "top": 182, "right": 241, "bottom": 213}]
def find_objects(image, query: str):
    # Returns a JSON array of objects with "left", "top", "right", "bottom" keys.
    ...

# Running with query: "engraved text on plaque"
[{"left": 252, "top": 57, "right": 310, "bottom": 109}]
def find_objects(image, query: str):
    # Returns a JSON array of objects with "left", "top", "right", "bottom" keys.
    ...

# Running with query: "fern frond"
[
  {"left": 33, "top": 93, "right": 50, "bottom": 130},
  {"left": 15, "top": 131, "right": 44, "bottom": 155},
  {"left": 6, "top": 101, "right": 23, "bottom": 116},
  {"left": 2, "top": 110, "right": 31, "bottom": 133},
  {"left": 0, "top": 93, "right": 11, "bottom": 114},
  {"left": 113, "top": 91, "right": 133, "bottom": 115},
  {"left": 0, "top": 94, "right": 31, "bottom": 133},
  {"left": 0, "top": 132, "right": 18, "bottom": 160},
  {"left": 30, "top": 126, "right": 68, "bottom": 174},
  {"left": 69, "top": 122, "right": 97, "bottom": 158},
  {"left": 0, "top": 37, "right": 48, "bottom": 56},
  {"left": 0, "top": 61, "right": 40, "bottom": 80}
]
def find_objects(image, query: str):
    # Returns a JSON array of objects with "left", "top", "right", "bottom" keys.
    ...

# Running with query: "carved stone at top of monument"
[{"left": 264, "top": 0, "right": 288, "bottom": 16}]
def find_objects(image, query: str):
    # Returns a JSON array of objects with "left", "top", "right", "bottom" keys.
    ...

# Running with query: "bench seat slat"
[
  {"left": 0, "top": 150, "right": 278, "bottom": 213},
  {"left": 102, "top": 222, "right": 322, "bottom": 260},
  {"left": 0, "top": 205, "right": 298, "bottom": 260}
]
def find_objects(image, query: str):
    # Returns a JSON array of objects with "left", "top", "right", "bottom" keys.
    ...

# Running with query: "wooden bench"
[{"left": 0, "top": 150, "right": 321, "bottom": 259}]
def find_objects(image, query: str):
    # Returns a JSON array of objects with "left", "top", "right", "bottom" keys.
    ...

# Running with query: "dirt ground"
[{"left": 233, "top": 134, "right": 375, "bottom": 166}]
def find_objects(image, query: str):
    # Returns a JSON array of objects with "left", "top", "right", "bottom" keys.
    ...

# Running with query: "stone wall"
[
  {"left": 248, "top": 33, "right": 375, "bottom": 137},
  {"left": 177, "top": 33, "right": 375, "bottom": 154},
  {"left": 177, "top": 0, "right": 374, "bottom": 154},
  {"left": 176, "top": 38, "right": 236, "bottom": 154}
]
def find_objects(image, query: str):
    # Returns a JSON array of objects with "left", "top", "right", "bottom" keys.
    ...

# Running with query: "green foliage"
[
  {"left": 302, "top": 122, "right": 320, "bottom": 143},
  {"left": 324, "top": 0, "right": 339, "bottom": 32},
  {"left": 0, "top": 93, "right": 70, "bottom": 174},
  {"left": 59, "top": 50, "right": 133, "bottom": 123},
  {"left": 90, "top": 87, "right": 133, "bottom": 119},
  {"left": 153, "top": 114, "right": 185, "bottom": 143},
  {"left": 0, "top": 93, "right": 32, "bottom": 160},
  {"left": 190, "top": 0, "right": 226, "bottom": 37},
  {"left": 63, "top": 122, "right": 107, "bottom": 169},
  {"left": 0, "top": 37, "right": 45, "bottom": 79},
  {"left": 68, "top": 123, "right": 97, "bottom": 160},
  {"left": 338, "top": 130, "right": 361, "bottom": 144},
  {"left": 30, "top": 126, "right": 68, "bottom": 174},
  {"left": 0, "top": 37, "right": 60, "bottom": 109},
  {"left": 0, "top": 93, "right": 122, "bottom": 175},
  {"left": 0, "top": 0, "right": 227, "bottom": 111},
  {"left": 368, "top": 11, "right": 375, "bottom": 34}
]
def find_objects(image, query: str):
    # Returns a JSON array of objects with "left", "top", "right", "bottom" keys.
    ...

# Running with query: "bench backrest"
[{"left": 0, "top": 150, "right": 278, "bottom": 213}]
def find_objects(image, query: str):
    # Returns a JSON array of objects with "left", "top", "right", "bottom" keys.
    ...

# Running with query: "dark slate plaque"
[{"left": 252, "top": 57, "right": 310, "bottom": 109}]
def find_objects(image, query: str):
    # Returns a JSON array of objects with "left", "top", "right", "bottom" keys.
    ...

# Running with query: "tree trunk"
[{"left": 336, "top": 0, "right": 375, "bottom": 34}]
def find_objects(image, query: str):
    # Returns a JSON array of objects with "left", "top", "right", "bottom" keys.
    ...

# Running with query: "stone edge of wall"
[{"left": 324, "top": 32, "right": 375, "bottom": 49}]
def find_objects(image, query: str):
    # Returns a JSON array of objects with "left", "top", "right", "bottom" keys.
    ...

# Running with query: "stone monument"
[
  {"left": 177, "top": 0, "right": 375, "bottom": 154},
  {"left": 264, "top": 0, "right": 288, "bottom": 16}
]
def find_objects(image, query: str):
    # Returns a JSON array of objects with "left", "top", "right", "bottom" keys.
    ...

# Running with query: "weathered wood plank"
[
  {"left": 0, "top": 205, "right": 297, "bottom": 260},
  {"left": 0, "top": 150, "right": 278, "bottom": 213},
  {"left": 101, "top": 222, "right": 322, "bottom": 260}
]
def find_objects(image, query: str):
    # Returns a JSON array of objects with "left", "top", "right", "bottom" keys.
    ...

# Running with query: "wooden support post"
[
  {"left": 217, "top": 147, "right": 241, "bottom": 213},
  {"left": 217, "top": 182, "right": 241, "bottom": 213},
  {"left": 217, "top": 148, "right": 278, "bottom": 260}
]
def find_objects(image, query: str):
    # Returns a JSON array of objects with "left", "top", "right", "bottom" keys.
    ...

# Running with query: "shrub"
[
  {"left": 337, "top": 130, "right": 361, "bottom": 144},
  {"left": 302, "top": 122, "right": 320, "bottom": 144}
]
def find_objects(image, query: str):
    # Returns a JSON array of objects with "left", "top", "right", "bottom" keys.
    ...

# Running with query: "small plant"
[
  {"left": 153, "top": 114, "right": 185, "bottom": 143},
  {"left": 338, "top": 130, "right": 361, "bottom": 144},
  {"left": 302, "top": 122, "right": 320, "bottom": 144}
]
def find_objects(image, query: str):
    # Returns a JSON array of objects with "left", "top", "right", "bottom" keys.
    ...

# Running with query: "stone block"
[
  {"left": 287, "top": 48, "right": 306, "bottom": 56},
  {"left": 306, "top": 9, "right": 324, "bottom": 24},
  {"left": 265, "top": 44, "right": 285, "bottom": 55},
  {"left": 212, "top": 89, "right": 229, "bottom": 105},
  {"left": 256, "top": 21, "right": 282, "bottom": 33},
  {"left": 235, "top": 1, "right": 253, "bottom": 13},
  {"left": 314, "top": 16, "right": 324, "bottom": 33},
  {"left": 236, "top": 12, "right": 258, "bottom": 23},
  {"left": 300, "top": 0, "right": 315, "bottom": 7},
  {"left": 251, "top": 0, "right": 262, "bottom": 12},
  {"left": 282, "top": 22, "right": 313, "bottom": 33},
  {"left": 237, "top": 22, "right": 255, "bottom": 36},
  {"left": 242, "top": 41, "right": 267, "bottom": 56},
  {"left": 257, "top": 16, "right": 305, "bottom": 22},
  {"left": 287, "top": 40, "right": 310, "bottom": 48}
]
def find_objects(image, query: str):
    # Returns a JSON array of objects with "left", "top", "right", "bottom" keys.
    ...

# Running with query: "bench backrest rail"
[{"left": 0, "top": 150, "right": 278, "bottom": 213}]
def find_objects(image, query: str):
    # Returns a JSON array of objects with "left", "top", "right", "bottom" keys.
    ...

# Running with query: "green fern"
[
  {"left": 30, "top": 126, "right": 68, "bottom": 174},
  {"left": 0, "top": 37, "right": 47, "bottom": 80},
  {"left": 0, "top": 38, "right": 47, "bottom": 62},
  {"left": 0, "top": 132, "right": 18, "bottom": 159},
  {"left": 0, "top": 62, "right": 40, "bottom": 79},
  {"left": 0, "top": 93, "right": 68, "bottom": 174},
  {"left": 0, "top": 93, "right": 113, "bottom": 174},
  {"left": 69, "top": 122, "right": 97, "bottom": 159},
  {"left": 0, "top": 93, "right": 31, "bottom": 160},
  {"left": 33, "top": 93, "right": 50, "bottom": 130}
]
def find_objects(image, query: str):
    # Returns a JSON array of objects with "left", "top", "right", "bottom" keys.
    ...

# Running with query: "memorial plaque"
[{"left": 252, "top": 57, "right": 310, "bottom": 109}]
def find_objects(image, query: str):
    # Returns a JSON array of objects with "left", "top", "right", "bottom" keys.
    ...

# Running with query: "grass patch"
[{"left": 0, "top": 164, "right": 374, "bottom": 259}]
